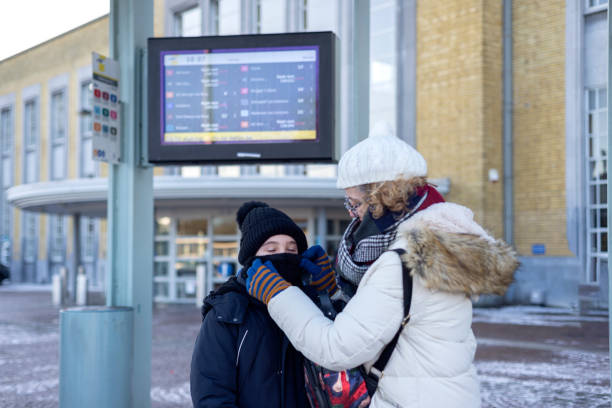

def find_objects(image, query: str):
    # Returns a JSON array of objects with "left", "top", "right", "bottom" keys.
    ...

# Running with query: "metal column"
[
  {"left": 353, "top": 0, "right": 370, "bottom": 144},
  {"left": 59, "top": 2, "right": 153, "bottom": 406},
  {"left": 316, "top": 208, "right": 327, "bottom": 246},
  {"left": 107, "top": 0, "right": 154, "bottom": 406},
  {"left": 503, "top": 0, "right": 514, "bottom": 246},
  {"left": 71, "top": 213, "right": 81, "bottom": 302},
  {"left": 607, "top": 3, "right": 612, "bottom": 402}
]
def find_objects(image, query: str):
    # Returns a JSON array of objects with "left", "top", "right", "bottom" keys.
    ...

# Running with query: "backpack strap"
[{"left": 369, "top": 248, "right": 412, "bottom": 379}]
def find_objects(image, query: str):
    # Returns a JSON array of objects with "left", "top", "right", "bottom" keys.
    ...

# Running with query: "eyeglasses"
[{"left": 343, "top": 197, "right": 362, "bottom": 217}]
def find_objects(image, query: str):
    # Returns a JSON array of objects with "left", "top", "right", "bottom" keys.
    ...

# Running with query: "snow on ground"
[
  {"left": 473, "top": 305, "right": 608, "bottom": 327},
  {"left": 477, "top": 349, "right": 610, "bottom": 407},
  {"left": 0, "top": 323, "right": 58, "bottom": 345},
  {"left": 151, "top": 382, "right": 191, "bottom": 405},
  {"left": 1, "top": 298, "right": 609, "bottom": 407}
]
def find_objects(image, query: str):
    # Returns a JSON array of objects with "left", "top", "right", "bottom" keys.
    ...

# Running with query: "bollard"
[
  {"left": 52, "top": 274, "right": 63, "bottom": 306},
  {"left": 76, "top": 267, "right": 88, "bottom": 306},
  {"left": 59, "top": 266, "right": 69, "bottom": 302},
  {"left": 60, "top": 306, "right": 133, "bottom": 408},
  {"left": 196, "top": 264, "right": 206, "bottom": 307}
]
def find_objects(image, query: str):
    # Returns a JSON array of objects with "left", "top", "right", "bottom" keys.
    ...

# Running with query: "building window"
[
  {"left": 219, "top": 0, "right": 240, "bottom": 35},
  {"left": 0, "top": 106, "right": 13, "bottom": 266},
  {"left": 82, "top": 218, "right": 97, "bottom": 261},
  {"left": 23, "top": 213, "right": 37, "bottom": 263},
  {"left": 22, "top": 98, "right": 39, "bottom": 281},
  {"left": 49, "top": 88, "right": 67, "bottom": 267},
  {"left": 174, "top": 6, "right": 202, "bottom": 36},
  {"left": 256, "top": 0, "right": 286, "bottom": 33},
  {"left": 50, "top": 90, "right": 66, "bottom": 181},
  {"left": 50, "top": 215, "right": 66, "bottom": 261},
  {"left": 586, "top": 0, "right": 608, "bottom": 12},
  {"left": 586, "top": 86, "right": 608, "bottom": 284},
  {"left": 80, "top": 81, "right": 96, "bottom": 178},
  {"left": 300, "top": 0, "right": 337, "bottom": 32},
  {"left": 370, "top": 0, "right": 397, "bottom": 133},
  {"left": 24, "top": 99, "right": 38, "bottom": 184}
]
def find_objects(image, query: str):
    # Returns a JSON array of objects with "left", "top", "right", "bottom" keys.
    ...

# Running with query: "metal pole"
[
  {"left": 607, "top": 3, "right": 611, "bottom": 402},
  {"left": 316, "top": 208, "right": 326, "bottom": 246},
  {"left": 354, "top": 0, "right": 370, "bottom": 143},
  {"left": 396, "top": 0, "right": 417, "bottom": 146},
  {"left": 503, "top": 0, "right": 514, "bottom": 246},
  {"left": 108, "top": 0, "right": 154, "bottom": 406},
  {"left": 72, "top": 213, "right": 81, "bottom": 302}
]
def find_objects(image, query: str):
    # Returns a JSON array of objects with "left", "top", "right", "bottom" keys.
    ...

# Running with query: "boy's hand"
[
  {"left": 246, "top": 259, "right": 291, "bottom": 305},
  {"left": 300, "top": 245, "right": 338, "bottom": 296}
]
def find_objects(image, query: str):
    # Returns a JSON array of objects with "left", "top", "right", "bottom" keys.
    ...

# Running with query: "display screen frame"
[{"left": 147, "top": 31, "right": 337, "bottom": 165}]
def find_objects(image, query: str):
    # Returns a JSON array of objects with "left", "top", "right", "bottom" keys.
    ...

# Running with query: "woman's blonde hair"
[{"left": 362, "top": 176, "right": 427, "bottom": 219}]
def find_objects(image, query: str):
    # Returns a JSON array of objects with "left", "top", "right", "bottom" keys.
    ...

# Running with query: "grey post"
[
  {"left": 108, "top": 0, "right": 154, "bottom": 406},
  {"left": 607, "top": 2, "right": 611, "bottom": 402}
]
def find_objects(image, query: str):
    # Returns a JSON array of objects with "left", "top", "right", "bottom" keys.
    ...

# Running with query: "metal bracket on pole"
[{"left": 136, "top": 47, "right": 152, "bottom": 168}]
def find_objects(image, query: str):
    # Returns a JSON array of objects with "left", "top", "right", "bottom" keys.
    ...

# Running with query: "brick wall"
[
  {"left": 417, "top": 1, "right": 504, "bottom": 237},
  {"left": 513, "top": 0, "right": 569, "bottom": 256}
]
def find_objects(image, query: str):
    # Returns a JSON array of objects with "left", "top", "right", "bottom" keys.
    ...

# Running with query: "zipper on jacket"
[{"left": 235, "top": 329, "right": 248, "bottom": 367}]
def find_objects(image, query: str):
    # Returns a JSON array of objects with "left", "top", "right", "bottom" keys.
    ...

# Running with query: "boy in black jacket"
[{"left": 190, "top": 201, "right": 309, "bottom": 408}]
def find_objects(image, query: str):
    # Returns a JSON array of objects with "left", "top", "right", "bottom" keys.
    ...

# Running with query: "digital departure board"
[{"left": 148, "top": 32, "right": 337, "bottom": 165}]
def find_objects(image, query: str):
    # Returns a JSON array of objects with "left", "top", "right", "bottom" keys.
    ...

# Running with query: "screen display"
[
  {"left": 161, "top": 46, "right": 319, "bottom": 145},
  {"left": 148, "top": 32, "right": 336, "bottom": 164}
]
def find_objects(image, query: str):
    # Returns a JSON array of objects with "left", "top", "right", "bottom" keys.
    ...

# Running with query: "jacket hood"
[
  {"left": 393, "top": 203, "right": 519, "bottom": 296},
  {"left": 398, "top": 227, "right": 519, "bottom": 296}
]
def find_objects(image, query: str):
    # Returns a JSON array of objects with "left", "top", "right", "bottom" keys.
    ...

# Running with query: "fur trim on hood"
[{"left": 398, "top": 227, "right": 519, "bottom": 296}]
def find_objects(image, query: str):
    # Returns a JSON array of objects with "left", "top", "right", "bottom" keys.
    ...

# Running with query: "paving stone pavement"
[{"left": 0, "top": 287, "right": 609, "bottom": 407}]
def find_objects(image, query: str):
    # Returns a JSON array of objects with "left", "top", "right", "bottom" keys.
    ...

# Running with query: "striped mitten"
[
  {"left": 300, "top": 245, "right": 338, "bottom": 296},
  {"left": 246, "top": 259, "right": 291, "bottom": 305}
]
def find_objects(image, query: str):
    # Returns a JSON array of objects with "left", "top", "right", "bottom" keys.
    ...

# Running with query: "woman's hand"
[
  {"left": 300, "top": 245, "right": 338, "bottom": 296},
  {"left": 246, "top": 259, "right": 291, "bottom": 305}
]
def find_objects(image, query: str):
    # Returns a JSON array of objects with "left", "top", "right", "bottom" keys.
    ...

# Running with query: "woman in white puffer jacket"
[{"left": 246, "top": 123, "right": 519, "bottom": 408}]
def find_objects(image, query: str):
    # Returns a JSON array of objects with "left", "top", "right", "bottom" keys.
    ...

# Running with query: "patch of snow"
[
  {"left": 0, "top": 379, "right": 59, "bottom": 395},
  {"left": 0, "top": 324, "right": 57, "bottom": 345},
  {"left": 0, "top": 283, "right": 53, "bottom": 292},
  {"left": 150, "top": 381, "right": 190, "bottom": 404},
  {"left": 473, "top": 306, "right": 608, "bottom": 327},
  {"left": 477, "top": 349, "right": 610, "bottom": 407}
]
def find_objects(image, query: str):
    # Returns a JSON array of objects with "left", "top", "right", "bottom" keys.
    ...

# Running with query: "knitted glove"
[
  {"left": 246, "top": 259, "right": 291, "bottom": 305},
  {"left": 300, "top": 245, "right": 338, "bottom": 296}
]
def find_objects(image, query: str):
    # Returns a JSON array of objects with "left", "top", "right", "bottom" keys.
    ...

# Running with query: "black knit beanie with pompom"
[{"left": 236, "top": 201, "right": 308, "bottom": 265}]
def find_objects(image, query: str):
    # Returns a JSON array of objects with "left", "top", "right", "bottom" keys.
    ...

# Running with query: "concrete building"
[{"left": 0, "top": 0, "right": 608, "bottom": 309}]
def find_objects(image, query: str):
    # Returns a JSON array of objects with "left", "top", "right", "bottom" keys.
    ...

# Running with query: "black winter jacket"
[{"left": 190, "top": 276, "right": 308, "bottom": 408}]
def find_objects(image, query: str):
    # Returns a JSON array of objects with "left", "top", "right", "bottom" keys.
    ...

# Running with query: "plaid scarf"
[
  {"left": 336, "top": 195, "right": 426, "bottom": 287},
  {"left": 336, "top": 185, "right": 445, "bottom": 289}
]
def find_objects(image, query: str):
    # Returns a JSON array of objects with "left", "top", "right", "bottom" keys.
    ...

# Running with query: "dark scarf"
[
  {"left": 239, "top": 253, "right": 304, "bottom": 286},
  {"left": 336, "top": 184, "right": 445, "bottom": 290}
]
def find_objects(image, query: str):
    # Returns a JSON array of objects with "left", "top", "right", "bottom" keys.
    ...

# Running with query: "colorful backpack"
[{"left": 302, "top": 248, "right": 413, "bottom": 408}]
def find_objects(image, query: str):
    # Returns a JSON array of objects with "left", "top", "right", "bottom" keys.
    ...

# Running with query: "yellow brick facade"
[
  {"left": 0, "top": 17, "right": 109, "bottom": 262},
  {"left": 417, "top": 1, "right": 504, "bottom": 238},
  {"left": 512, "top": 0, "right": 569, "bottom": 256},
  {"left": 0, "top": 11, "right": 170, "bottom": 265},
  {"left": 417, "top": 1, "right": 569, "bottom": 256}
]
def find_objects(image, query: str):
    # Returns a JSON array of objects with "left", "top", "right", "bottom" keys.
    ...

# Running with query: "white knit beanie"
[{"left": 336, "top": 122, "right": 427, "bottom": 189}]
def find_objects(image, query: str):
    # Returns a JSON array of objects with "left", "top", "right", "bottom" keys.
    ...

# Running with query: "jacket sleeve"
[
  {"left": 268, "top": 251, "right": 404, "bottom": 371},
  {"left": 190, "top": 312, "right": 239, "bottom": 408}
]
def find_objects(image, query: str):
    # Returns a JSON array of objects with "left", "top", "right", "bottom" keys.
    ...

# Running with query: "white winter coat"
[{"left": 268, "top": 203, "right": 518, "bottom": 408}]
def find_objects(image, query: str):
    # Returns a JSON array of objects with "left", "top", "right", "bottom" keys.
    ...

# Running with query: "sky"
[{"left": 0, "top": 0, "right": 110, "bottom": 61}]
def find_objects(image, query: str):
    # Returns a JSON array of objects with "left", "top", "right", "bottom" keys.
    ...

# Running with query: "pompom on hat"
[
  {"left": 336, "top": 122, "right": 428, "bottom": 189},
  {"left": 236, "top": 201, "right": 308, "bottom": 265}
]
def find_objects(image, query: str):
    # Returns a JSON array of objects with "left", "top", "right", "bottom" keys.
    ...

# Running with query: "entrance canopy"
[{"left": 7, "top": 176, "right": 450, "bottom": 217}]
